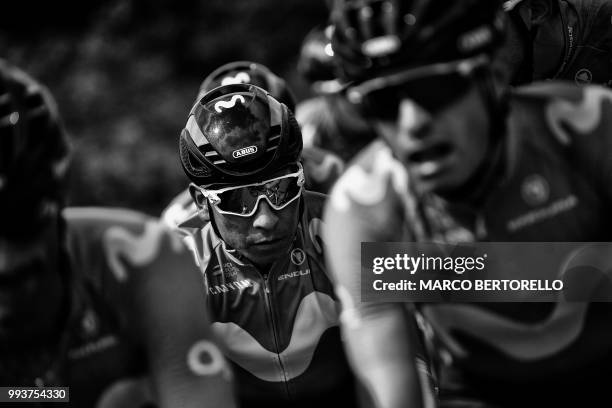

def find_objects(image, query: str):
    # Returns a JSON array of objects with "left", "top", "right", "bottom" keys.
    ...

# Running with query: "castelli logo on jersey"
[{"left": 232, "top": 146, "right": 258, "bottom": 159}]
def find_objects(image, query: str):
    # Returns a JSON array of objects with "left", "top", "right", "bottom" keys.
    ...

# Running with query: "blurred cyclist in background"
[
  {"left": 176, "top": 82, "right": 360, "bottom": 408},
  {"left": 195, "top": 61, "right": 298, "bottom": 110},
  {"left": 295, "top": 25, "right": 376, "bottom": 193},
  {"left": 499, "top": 0, "right": 612, "bottom": 86},
  {"left": 324, "top": 0, "right": 612, "bottom": 407},
  {"left": 0, "top": 59, "right": 235, "bottom": 407}
]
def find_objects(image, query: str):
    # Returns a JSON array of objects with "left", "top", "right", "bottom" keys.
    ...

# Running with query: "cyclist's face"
[
  {"left": 211, "top": 187, "right": 301, "bottom": 270},
  {"left": 374, "top": 86, "right": 490, "bottom": 194},
  {"left": 0, "top": 218, "right": 64, "bottom": 344}
]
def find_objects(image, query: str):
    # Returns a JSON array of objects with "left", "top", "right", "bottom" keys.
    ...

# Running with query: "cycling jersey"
[
  {"left": 524, "top": 0, "right": 612, "bottom": 86},
  {"left": 324, "top": 82, "right": 612, "bottom": 407},
  {"left": 13, "top": 207, "right": 234, "bottom": 408},
  {"left": 176, "top": 191, "right": 357, "bottom": 408}
]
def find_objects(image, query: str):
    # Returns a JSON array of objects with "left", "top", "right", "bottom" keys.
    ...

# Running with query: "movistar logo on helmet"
[
  {"left": 214, "top": 95, "right": 246, "bottom": 113},
  {"left": 221, "top": 72, "right": 251, "bottom": 86},
  {"left": 232, "top": 146, "right": 258, "bottom": 159},
  {"left": 361, "top": 35, "right": 400, "bottom": 57},
  {"left": 458, "top": 25, "right": 492, "bottom": 54}
]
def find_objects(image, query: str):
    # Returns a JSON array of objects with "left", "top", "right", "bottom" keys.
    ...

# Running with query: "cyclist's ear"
[{"left": 189, "top": 184, "right": 207, "bottom": 209}]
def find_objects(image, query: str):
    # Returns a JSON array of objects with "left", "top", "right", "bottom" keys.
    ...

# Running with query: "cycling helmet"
[
  {"left": 197, "top": 61, "right": 296, "bottom": 112},
  {"left": 180, "top": 83, "right": 302, "bottom": 187},
  {"left": 297, "top": 25, "right": 337, "bottom": 83},
  {"left": 330, "top": 0, "right": 505, "bottom": 81},
  {"left": 0, "top": 60, "right": 70, "bottom": 236}
]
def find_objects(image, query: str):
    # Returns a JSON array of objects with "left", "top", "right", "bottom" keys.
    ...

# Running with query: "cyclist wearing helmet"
[
  {"left": 196, "top": 61, "right": 297, "bottom": 110},
  {"left": 162, "top": 60, "right": 342, "bottom": 225},
  {"left": 324, "top": 0, "right": 612, "bottom": 407},
  {"left": 177, "top": 83, "right": 358, "bottom": 408},
  {"left": 499, "top": 0, "right": 612, "bottom": 86},
  {"left": 0, "top": 60, "right": 235, "bottom": 408},
  {"left": 295, "top": 26, "right": 377, "bottom": 194}
]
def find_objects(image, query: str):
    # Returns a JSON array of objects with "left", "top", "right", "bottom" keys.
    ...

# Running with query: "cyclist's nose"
[
  {"left": 397, "top": 98, "right": 432, "bottom": 140},
  {"left": 252, "top": 200, "right": 279, "bottom": 230}
]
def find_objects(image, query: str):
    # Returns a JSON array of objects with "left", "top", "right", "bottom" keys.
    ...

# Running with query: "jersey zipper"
[
  {"left": 261, "top": 273, "right": 291, "bottom": 398},
  {"left": 552, "top": 9, "right": 573, "bottom": 79}
]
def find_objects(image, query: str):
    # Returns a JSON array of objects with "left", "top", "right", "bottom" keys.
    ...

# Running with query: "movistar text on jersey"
[
  {"left": 373, "top": 279, "right": 564, "bottom": 291},
  {"left": 372, "top": 253, "right": 487, "bottom": 275}
]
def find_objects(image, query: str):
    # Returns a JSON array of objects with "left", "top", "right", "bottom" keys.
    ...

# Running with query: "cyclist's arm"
[
  {"left": 339, "top": 299, "right": 424, "bottom": 408},
  {"left": 324, "top": 173, "right": 423, "bottom": 408},
  {"left": 87, "top": 209, "right": 236, "bottom": 408},
  {"left": 133, "top": 224, "right": 236, "bottom": 408}
]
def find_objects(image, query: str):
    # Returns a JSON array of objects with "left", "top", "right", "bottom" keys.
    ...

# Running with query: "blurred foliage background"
[{"left": 0, "top": 0, "right": 328, "bottom": 215}]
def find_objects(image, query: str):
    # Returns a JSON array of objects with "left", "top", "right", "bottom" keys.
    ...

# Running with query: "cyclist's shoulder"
[
  {"left": 301, "top": 146, "right": 345, "bottom": 194},
  {"left": 303, "top": 189, "right": 327, "bottom": 215},
  {"left": 508, "top": 81, "right": 612, "bottom": 147},
  {"left": 328, "top": 140, "right": 408, "bottom": 213},
  {"left": 64, "top": 206, "right": 188, "bottom": 287},
  {"left": 160, "top": 188, "right": 199, "bottom": 230},
  {"left": 64, "top": 206, "right": 154, "bottom": 231}
]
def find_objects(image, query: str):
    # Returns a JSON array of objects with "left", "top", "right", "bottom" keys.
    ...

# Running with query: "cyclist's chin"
[{"left": 244, "top": 239, "right": 292, "bottom": 267}]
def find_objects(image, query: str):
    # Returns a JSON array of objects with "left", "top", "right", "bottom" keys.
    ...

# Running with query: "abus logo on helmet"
[{"left": 232, "top": 146, "right": 258, "bottom": 159}]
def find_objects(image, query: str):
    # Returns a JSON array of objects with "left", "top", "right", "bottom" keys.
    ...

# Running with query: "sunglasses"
[
  {"left": 192, "top": 163, "right": 305, "bottom": 217},
  {"left": 345, "top": 55, "right": 489, "bottom": 120}
]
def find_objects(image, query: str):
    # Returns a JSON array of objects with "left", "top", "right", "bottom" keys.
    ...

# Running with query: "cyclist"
[
  {"left": 195, "top": 61, "right": 297, "bottom": 109},
  {"left": 164, "top": 61, "right": 295, "bottom": 228},
  {"left": 175, "top": 82, "right": 360, "bottom": 408},
  {"left": 162, "top": 60, "right": 342, "bottom": 226},
  {"left": 500, "top": 0, "right": 612, "bottom": 86},
  {"left": 295, "top": 25, "right": 376, "bottom": 193},
  {"left": 0, "top": 59, "right": 235, "bottom": 407},
  {"left": 324, "top": 0, "right": 612, "bottom": 407}
]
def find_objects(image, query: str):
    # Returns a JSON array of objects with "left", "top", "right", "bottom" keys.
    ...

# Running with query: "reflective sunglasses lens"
[
  {"left": 216, "top": 175, "right": 302, "bottom": 215},
  {"left": 217, "top": 187, "right": 259, "bottom": 215}
]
